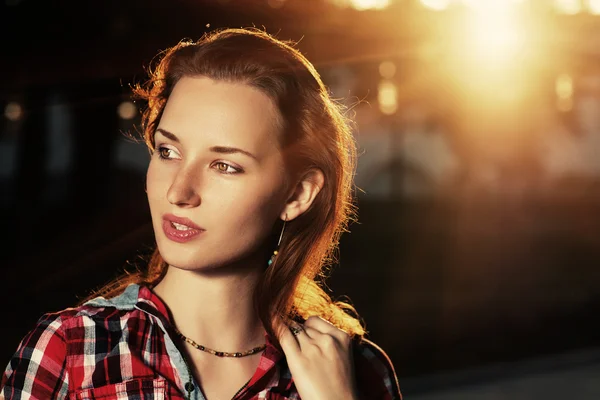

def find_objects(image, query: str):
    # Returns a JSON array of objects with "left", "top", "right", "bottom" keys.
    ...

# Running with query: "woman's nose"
[{"left": 166, "top": 167, "right": 202, "bottom": 207}]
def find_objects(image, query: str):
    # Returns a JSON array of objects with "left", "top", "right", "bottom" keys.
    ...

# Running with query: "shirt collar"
[{"left": 84, "top": 283, "right": 289, "bottom": 390}]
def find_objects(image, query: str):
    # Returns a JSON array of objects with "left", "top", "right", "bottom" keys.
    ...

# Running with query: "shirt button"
[{"left": 185, "top": 382, "right": 194, "bottom": 392}]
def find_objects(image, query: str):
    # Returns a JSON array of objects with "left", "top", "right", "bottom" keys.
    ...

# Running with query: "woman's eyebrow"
[
  {"left": 156, "top": 128, "right": 179, "bottom": 142},
  {"left": 209, "top": 146, "right": 258, "bottom": 161},
  {"left": 156, "top": 128, "right": 258, "bottom": 161}
]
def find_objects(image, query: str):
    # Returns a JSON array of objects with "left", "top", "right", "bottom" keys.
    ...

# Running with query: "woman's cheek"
[
  {"left": 215, "top": 184, "right": 275, "bottom": 228},
  {"left": 146, "top": 162, "right": 163, "bottom": 193},
  {"left": 147, "top": 163, "right": 178, "bottom": 196}
]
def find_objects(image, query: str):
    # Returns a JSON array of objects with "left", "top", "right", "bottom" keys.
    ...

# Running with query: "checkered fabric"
[{"left": 1, "top": 284, "right": 401, "bottom": 399}]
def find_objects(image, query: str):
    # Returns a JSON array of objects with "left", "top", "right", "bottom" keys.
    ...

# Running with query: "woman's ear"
[{"left": 281, "top": 168, "right": 324, "bottom": 221}]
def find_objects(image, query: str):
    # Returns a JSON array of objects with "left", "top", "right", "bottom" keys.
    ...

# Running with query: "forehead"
[{"left": 159, "top": 76, "right": 282, "bottom": 148}]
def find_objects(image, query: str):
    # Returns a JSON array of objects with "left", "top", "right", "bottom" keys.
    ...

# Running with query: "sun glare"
[
  {"left": 588, "top": 0, "right": 600, "bottom": 14},
  {"left": 420, "top": 0, "right": 451, "bottom": 11},
  {"left": 461, "top": 1, "right": 525, "bottom": 68},
  {"left": 348, "top": 0, "right": 391, "bottom": 10},
  {"left": 554, "top": 0, "right": 583, "bottom": 14}
]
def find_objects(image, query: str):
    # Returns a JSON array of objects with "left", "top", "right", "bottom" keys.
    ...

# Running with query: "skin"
[
  {"left": 146, "top": 76, "right": 357, "bottom": 400},
  {"left": 278, "top": 316, "right": 359, "bottom": 400}
]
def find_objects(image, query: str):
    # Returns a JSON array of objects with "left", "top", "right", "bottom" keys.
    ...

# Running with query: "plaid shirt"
[{"left": 1, "top": 284, "right": 401, "bottom": 399}]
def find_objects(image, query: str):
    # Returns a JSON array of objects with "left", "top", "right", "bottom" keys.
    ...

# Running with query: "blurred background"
[{"left": 2, "top": 0, "right": 600, "bottom": 398}]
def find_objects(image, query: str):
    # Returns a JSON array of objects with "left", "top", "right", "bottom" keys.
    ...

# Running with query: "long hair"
[{"left": 87, "top": 27, "right": 365, "bottom": 340}]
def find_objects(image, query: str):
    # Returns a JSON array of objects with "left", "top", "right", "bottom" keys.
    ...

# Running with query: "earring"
[{"left": 268, "top": 215, "right": 287, "bottom": 267}]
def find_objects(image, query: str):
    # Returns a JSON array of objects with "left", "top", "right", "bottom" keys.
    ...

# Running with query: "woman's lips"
[
  {"left": 162, "top": 214, "right": 205, "bottom": 243},
  {"left": 163, "top": 214, "right": 204, "bottom": 230}
]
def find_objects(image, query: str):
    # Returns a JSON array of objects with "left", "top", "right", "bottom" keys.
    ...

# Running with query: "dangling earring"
[{"left": 268, "top": 215, "right": 287, "bottom": 267}]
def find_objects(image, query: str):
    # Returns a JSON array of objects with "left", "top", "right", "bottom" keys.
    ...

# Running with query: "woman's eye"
[
  {"left": 157, "top": 146, "right": 177, "bottom": 160},
  {"left": 214, "top": 162, "right": 241, "bottom": 174}
]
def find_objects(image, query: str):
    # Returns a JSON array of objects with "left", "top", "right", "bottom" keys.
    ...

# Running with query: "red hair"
[{"left": 89, "top": 28, "right": 364, "bottom": 340}]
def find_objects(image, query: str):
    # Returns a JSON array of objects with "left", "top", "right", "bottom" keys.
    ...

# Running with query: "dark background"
[{"left": 2, "top": 0, "right": 600, "bottom": 397}]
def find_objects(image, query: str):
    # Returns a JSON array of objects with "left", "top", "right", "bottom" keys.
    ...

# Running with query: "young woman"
[{"left": 1, "top": 28, "right": 401, "bottom": 400}]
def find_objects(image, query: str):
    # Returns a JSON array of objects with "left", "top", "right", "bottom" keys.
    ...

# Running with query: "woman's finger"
[
  {"left": 276, "top": 316, "right": 358, "bottom": 400},
  {"left": 304, "top": 316, "right": 351, "bottom": 344},
  {"left": 287, "top": 322, "right": 326, "bottom": 349},
  {"left": 289, "top": 323, "right": 304, "bottom": 338},
  {"left": 292, "top": 325, "right": 320, "bottom": 347},
  {"left": 274, "top": 315, "right": 302, "bottom": 355},
  {"left": 279, "top": 325, "right": 302, "bottom": 355}
]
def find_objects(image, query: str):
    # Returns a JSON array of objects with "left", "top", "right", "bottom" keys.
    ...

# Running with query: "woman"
[{"left": 1, "top": 28, "right": 401, "bottom": 399}]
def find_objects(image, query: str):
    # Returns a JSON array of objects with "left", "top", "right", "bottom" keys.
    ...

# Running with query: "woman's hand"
[{"left": 277, "top": 315, "right": 359, "bottom": 400}]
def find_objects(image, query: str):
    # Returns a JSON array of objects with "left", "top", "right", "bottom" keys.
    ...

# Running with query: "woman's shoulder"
[
  {"left": 11, "top": 283, "right": 147, "bottom": 350},
  {"left": 45, "top": 283, "right": 146, "bottom": 327},
  {"left": 353, "top": 337, "right": 402, "bottom": 400},
  {"left": 1, "top": 284, "right": 180, "bottom": 398}
]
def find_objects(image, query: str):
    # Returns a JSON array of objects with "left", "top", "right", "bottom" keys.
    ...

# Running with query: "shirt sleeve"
[
  {"left": 1, "top": 313, "right": 69, "bottom": 399},
  {"left": 353, "top": 337, "right": 402, "bottom": 400}
]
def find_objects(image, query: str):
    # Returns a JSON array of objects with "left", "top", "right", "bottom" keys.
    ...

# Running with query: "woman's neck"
[{"left": 153, "top": 263, "right": 266, "bottom": 352}]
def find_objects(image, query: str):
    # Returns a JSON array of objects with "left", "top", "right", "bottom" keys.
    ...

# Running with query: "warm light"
[
  {"left": 556, "top": 74, "right": 574, "bottom": 98},
  {"left": 462, "top": 0, "right": 525, "bottom": 7},
  {"left": 328, "top": 0, "right": 349, "bottom": 7},
  {"left": 556, "top": 73, "right": 574, "bottom": 112},
  {"left": 420, "top": 0, "right": 451, "bottom": 11},
  {"left": 379, "top": 61, "right": 396, "bottom": 79},
  {"left": 587, "top": 0, "right": 600, "bottom": 14},
  {"left": 267, "top": 0, "right": 286, "bottom": 9},
  {"left": 348, "top": 0, "right": 391, "bottom": 11},
  {"left": 117, "top": 101, "right": 137, "bottom": 120},
  {"left": 462, "top": 1, "right": 525, "bottom": 68},
  {"left": 4, "top": 102, "right": 23, "bottom": 121},
  {"left": 378, "top": 80, "right": 398, "bottom": 115},
  {"left": 556, "top": 74, "right": 574, "bottom": 112},
  {"left": 554, "top": 0, "right": 583, "bottom": 14},
  {"left": 557, "top": 97, "right": 574, "bottom": 112}
]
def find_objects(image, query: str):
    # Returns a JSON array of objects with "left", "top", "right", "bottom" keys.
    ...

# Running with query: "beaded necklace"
[{"left": 173, "top": 326, "right": 267, "bottom": 358}]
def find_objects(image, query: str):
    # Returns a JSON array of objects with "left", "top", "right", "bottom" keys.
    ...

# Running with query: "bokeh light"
[
  {"left": 462, "top": 0, "right": 526, "bottom": 7},
  {"left": 420, "top": 0, "right": 452, "bottom": 11},
  {"left": 378, "top": 80, "right": 398, "bottom": 115},
  {"left": 379, "top": 61, "right": 397, "bottom": 79},
  {"left": 348, "top": 0, "right": 391, "bottom": 11},
  {"left": 588, "top": 0, "right": 600, "bottom": 14},
  {"left": 117, "top": 101, "right": 137, "bottom": 120},
  {"left": 556, "top": 73, "right": 574, "bottom": 112},
  {"left": 554, "top": 0, "right": 583, "bottom": 14},
  {"left": 4, "top": 102, "right": 23, "bottom": 121}
]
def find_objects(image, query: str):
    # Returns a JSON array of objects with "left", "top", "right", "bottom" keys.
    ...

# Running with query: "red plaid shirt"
[{"left": 1, "top": 284, "right": 401, "bottom": 399}]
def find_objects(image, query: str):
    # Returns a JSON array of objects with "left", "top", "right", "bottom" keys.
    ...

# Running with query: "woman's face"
[{"left": 146, "top": 76, "right": 289, "bottom": 272}]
